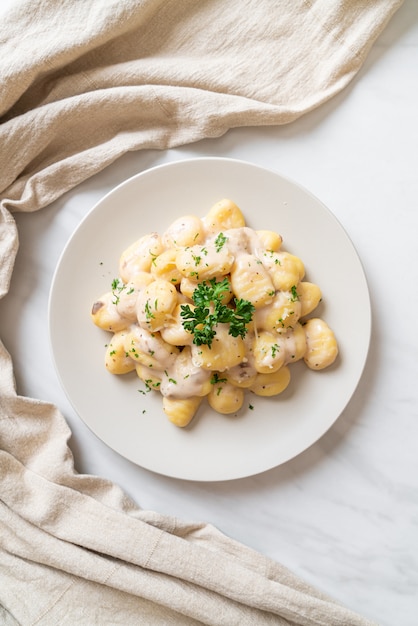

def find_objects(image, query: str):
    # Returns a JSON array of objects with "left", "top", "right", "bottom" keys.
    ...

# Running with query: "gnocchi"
[{"left": 91, "top": 198, "right": 338, "bottom": 427}]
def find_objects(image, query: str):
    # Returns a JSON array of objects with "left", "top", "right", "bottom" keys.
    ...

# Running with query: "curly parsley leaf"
[{"left": 180, "top": 278, "right": 254, "bottom": 348}]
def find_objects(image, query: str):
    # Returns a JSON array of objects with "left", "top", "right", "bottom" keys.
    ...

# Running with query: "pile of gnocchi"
[{"left": 91, "top": 199, "right": 338, "bottom": 427}]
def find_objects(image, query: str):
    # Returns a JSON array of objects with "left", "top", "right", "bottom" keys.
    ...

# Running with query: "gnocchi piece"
[
  {"left": 179, "top": 276, "right": 198, "bottom": 300},
  {"left": 252, "top": 331, "right": 286, "bottom": 374},
  {"left": 303, "top": 318, "right": 338, "bottom": 370},
  {"left": 159, "top": 346, "right": 212, "bottom": 399},
  {"left": 105, "top": 331, "right": 136, "bottom": 374},
  {"left": 136, "top": 279, "right": 178, "bottom": 332},
  {"left": 230, "top": 253, "right": 275, "bottom": 309},
  {"left": 91, "top": 291, "right": 130, "bottom": 332},
  {"left": 261, "top": 250, "right": 305, "bottom": 291},
  {"left": 203, "top": 198, "right": 246, "bottom": 234},
  {"left": 208, "top": 380, "right": 244, "bottom": 414},
  {"left": 124, "top": 325, "right": 178, "bottom": 370},
  {"left": 191, "top": 325, "right": 246, "bottom": 371},
  {"left": 282, "top": 322, "right": 307, "bottom": 364},
  {"left": 298, "top": 281, "right": 322, "bottom": 317},
  {"left": 162, "top": 215, "right": 205, "bottom": 248},
  {"left": 256, "top": 229, "right": 283, "bottom": 252},
  {"left": 135, "top": 364, "right": 162, "bottom": 391},
  {"left": 176, "top": 242, "right": 234, "bottom": 281},
  {"left": 119, "top": 232, "right": 164, "bottom": 282},
  {"left": 226, "top": 361, "right": 258, "bottom": 388},
  {"left": 115, "top": 274, "right": 155, "bottom": 321},
  {"left": 160, "top": 303, "right": 195, "bottom": 346},
  {"left": 150, "top": 248, "right": 183, "bottom": 285},
  {"left": 163, "top": 396, "right": 203, "bottom": 427},
  {"left": 254, "top": 290, "right": 301, "bottom": 333},
  {"left": 250, "top": 366, "right": 291, "bottom": 397}
]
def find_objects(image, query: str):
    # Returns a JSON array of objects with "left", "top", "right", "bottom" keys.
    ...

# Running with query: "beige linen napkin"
[{"left": 0, "top": 0, "right": 402, "bottom": 624}]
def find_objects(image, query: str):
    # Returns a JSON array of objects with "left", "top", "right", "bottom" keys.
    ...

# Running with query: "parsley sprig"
[{"left": 180, "top": 278, "right": 254, "bottom": 348}]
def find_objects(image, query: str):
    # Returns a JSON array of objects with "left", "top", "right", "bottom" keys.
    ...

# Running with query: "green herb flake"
[
  {"left": 214, "top": 232, "right": 228, "bottom": 252},
  {"left": 289, "top": 285, "right": 299, "bottom": 302},
  {"left": 210, "top": 373, "right": 227, "bottom": 385},
  {"left": 111, "top": 277, "right": 126, "bottom": 305},
  {"left": 144, "top": 300, "right": 155, "bottom": 319}
]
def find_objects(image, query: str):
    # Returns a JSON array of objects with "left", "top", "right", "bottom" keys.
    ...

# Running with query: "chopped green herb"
[
  {"left": 180, "top": 278, "right": 254, "bottom": 348},
  {"left": 144, "top": 300, "right": 155, "bottom": 319},
  {"left": 289, "top": 285, "right": 299, "bottom": 302},
  {"left": 111, "top": 277, "right": 126, "bottom": 305},
  {"left": 214, "top": 232, "right": 228, "bottom": 252},
  {"left": 210, "top": 373, "right": 227, "bottom": 385}
]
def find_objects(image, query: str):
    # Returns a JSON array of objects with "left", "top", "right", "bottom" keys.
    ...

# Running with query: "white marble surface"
[{"left": 1, "top": 2, "right": 418, "bottom": 624}]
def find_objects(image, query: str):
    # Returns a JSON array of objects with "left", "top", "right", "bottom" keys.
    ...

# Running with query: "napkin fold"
[{"left": 0, "top": 0, "right": 402, "bottom": 624}]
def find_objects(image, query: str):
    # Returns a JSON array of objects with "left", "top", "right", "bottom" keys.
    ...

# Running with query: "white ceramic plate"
[{"left": 49, "top": 158, "right": 371, "bottom": 481}]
